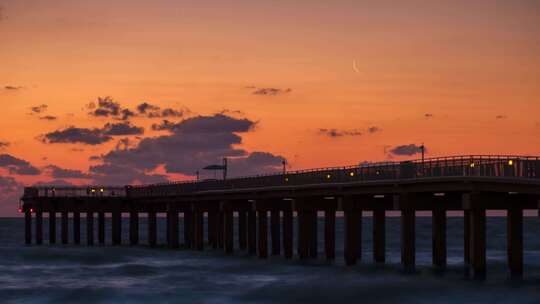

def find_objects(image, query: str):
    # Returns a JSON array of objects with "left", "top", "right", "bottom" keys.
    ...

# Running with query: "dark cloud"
[
  {"left": 137, "top": 102, "right": 160, "bottom": 114},
  {"left": 425, "top": 113, "right": 434, "bottom": 119},
  {"left": 99, "top": 114, "right": 281, "bottom": 180},
  {"left": 39, "top": 115, "right": 57, "bottom": 121},
  {"left": 45, "top": 165, "right": 91, "bottom": 179},
  {"left": 228, "top": 152, "right": 284, "bottom": 177},
  {"left": 389, "top": 144, "right": 426, "bottom": 156},
  {"left": 30, "top": 104, "right": 48, "bottom": 114},
  {"left": 32, "top": 179, "right": 73, "bottom": 187},
  {"left": 367, "top": 126, "right": 381, "bottom": 134},
  {"left": 136, "top": 102, "right": 185, "bottom": 118},
  {"left": 103, "top": 122, "right": 144, "bottom": 136},
  {"left": 252, "top": 87, "right": 292, "bottom": 96},
  {"left": 89, "top": 163, "right": 168, "bottom": 185},
  {"left": 0, "top": 141, "right": 9, "bottom": 149},
  {"left": 152, "top": 114, "right": 255, "bottom": 134},
  {"left": 0, "top": 175, "right": 25, "bottom": 216},
  {"left": 495, "top": 115, "right": 507, "bottom": 120},
  {"left": 318, "top": 128, "right": 362, "bottom": 138},
  {"left": 0, "top": 154, "right": 41, "bottom": 175},
  {"left": 42, "top": 121, "right": 145, "bottom": 145},
  {"left": 89, "top": 96, "right": 121, "bottom": 118},
  {"left": 42, "top": 127, "right": 112, "bottom": 145},
  {"left": 4, "top": 85, "right": 22, "bottom": 90}
]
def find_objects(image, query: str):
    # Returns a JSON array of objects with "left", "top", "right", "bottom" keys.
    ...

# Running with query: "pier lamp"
[
  {"left": 100, "top": 188, "right": 104, "bottom": 193},
  {"left": 284, "top": 177, "right": 289, "bottom": 182},
  {"left": 508, "top": 160, "right": 514, "bottom": 166},
  {"left": 349, "top": 171, "right": 355, "bottom": 177},
  {"left": 91, "top": 188, "right": 96, "bottom": 193},
  {"left": 470, "top": 162, "right": 475, "bottom": 168},
  {"left": 326, "top": 174, "right": 331, "bottom": 179},
  {"left": 30, "top": 208, "right": 34, "bottom": 213}
]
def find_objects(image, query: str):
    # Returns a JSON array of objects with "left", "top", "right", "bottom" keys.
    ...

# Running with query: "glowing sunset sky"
[{"left": 1, "top": 0, "right": 539, "bottom": 215}]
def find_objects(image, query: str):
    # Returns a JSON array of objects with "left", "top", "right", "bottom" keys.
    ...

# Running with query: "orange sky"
[{"left": 1, "top": 1, "right": 539, "bottom": 214}]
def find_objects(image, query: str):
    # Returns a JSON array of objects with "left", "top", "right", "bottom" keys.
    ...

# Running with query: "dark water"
[{"left": 1, "top": 216, "right": 539, "bottom": 303}]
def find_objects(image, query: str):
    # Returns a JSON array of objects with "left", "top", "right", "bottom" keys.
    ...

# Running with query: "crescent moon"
[{"left": 352, "top": 60, "right": 361, "bottom": 74}]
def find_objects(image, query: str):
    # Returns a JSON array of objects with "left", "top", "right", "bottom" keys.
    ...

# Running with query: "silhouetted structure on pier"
[{"left": 21, "top": 155, "right": 540, "bottom": 278}]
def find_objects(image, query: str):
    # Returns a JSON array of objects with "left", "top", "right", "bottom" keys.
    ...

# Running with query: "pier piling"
[
  {"left": 49, "top": 211, "right": 56, "bottom": 244},
  {"left": 86, "top": 211, "right": 94, "bottom": 246},
  {"left": 36, "top": 209, "right": 43, "bottom": 245}
]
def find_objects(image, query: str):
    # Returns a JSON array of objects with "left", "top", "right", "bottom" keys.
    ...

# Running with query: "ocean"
[{"left": 1, "top": 216, "right": 539, "bottom": 303}]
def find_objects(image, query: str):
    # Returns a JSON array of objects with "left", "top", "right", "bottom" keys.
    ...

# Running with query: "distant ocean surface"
[{"left": 1, "top": 216, "right": 539, "bottom": 303}]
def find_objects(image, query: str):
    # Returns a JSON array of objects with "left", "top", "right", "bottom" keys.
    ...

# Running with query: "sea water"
[{"left": 0, "top": 216, "right": 539, "bottom": 303}]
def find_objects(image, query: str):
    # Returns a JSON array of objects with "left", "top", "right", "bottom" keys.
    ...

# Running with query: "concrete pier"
[{"left": 20, "top": 155, "right": 540, "bottom": 279}]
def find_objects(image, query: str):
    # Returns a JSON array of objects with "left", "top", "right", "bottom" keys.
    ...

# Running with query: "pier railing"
[{"left": 22, "top": 155, "right": 540, "bottom": 198}]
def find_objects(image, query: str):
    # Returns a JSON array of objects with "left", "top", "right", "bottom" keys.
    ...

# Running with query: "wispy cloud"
[
  {"left": 252, "top": 87, "right": 292, "bottom": 96},
  {"left": 318, "top": 128, "right": 362, "bottom": 138},
  {"left": 389, "top": 144, "right": 425, "bottom": 156}
]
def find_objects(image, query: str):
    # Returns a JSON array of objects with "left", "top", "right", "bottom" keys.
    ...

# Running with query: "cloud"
[
  {"left": 30, "top": 104, "right": 48, "bottom": 114},
  {"left": 89, "top": 96, "right": 121, "bottom": 117},
  {"left": 103, "top": 122, "right": 144, "bottom": 136},
  {"left": 0, "top": 175, "right": 25, "bottom": 216},
  {"left": 367, "top": 126, "right": 381, "bottom": 134},
  {"left": 39, "top": 115, "right": 57, "bottom": 121},
  {"left": 41, "top": 121, "right": 145, "bottom": 145},
  {"left": 228, "top": 152, "right": 284, "bottom": 177},
  {"left": 252, "top": 87, "right": 292, "bottom": 96},
  {"left": 495, "top": 115, "right": 507, "bottom": 120},
  {"left": 389, "top": 144, "right": 426, "bottom": 156},
  {"left": 97, "top": 114, "right": 282, "bottom": 182},
  {"left": 0, "top": 141, "right": 9, "bottom": 149},
  {"left": 41, "top": 127, "right": 113, "bottom": 145},
  {"left": 424, "top": 113, "right": 434, "bottom": 119},
  {"left": 89, "top": 163, "right": 168, "bottom": 185},
  {"left": 32, "top": 179, "right": 73, "bottom": 187},
  {"left": 152, "top": 114, "right": 255, "bottom": 134},
  {"left": 136, "top": 102, "right": 185, "bottom": 118},
  {"left": 4, "top": 85, "right": 22, "bottom": 90},
  {"left": 0, "top": 154, "right": 41, "bottom": 175},
  {"left": 45, "top": 165, "right": 91, "bottom": 179},
  {"left": 318, "top": 128, "right": 362, "bottom": 138}
]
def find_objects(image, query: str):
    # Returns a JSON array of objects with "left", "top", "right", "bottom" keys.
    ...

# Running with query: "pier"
[{"left": 21, "top": 155, "right": 540, "bottom": 278}]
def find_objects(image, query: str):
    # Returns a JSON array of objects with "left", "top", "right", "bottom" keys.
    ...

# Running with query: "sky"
[{"left": 0, "top": 0, "right": 539, "bottom": 216}]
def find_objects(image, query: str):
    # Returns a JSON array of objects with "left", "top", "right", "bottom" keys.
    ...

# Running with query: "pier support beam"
[
  {"left": 258, "top": 210, "right": 268, "bottom": 258},
  {"left": 208, "top": 211, "right": 216, "bottom": 248},
  {"left": 194, "top": 210, "right": 204, "bottom": 251},
  {"left": 61, "top": 210, "right": 68, "bottom": 244},
  {"left": 167, "top": 206, "right": 179, "bottom": 249},
  {"left": 432, "top": 208, "right": 447, "bottom": 268},
  {"left": 49, "top": 211, "right": 56, "bottom": 244},
  {"left": 401, "top": 209, "right": 416, "bottom": 271},
  {"left": 238, "top": 210, "right": 247, "bottom": 250},
  {"left": 73, "top": 211, "right": 80, "bottom": 245},
  {"left": 324, "top": 209, "right": 336, "bottom": 261},
  {"left": 248, "top": 210, "right": 257, "bottom": 255},
  {"left": 86, "top": 212, "right": 94, "bottom": 246},
  {"left": 309, "top": 210, "right": 318, "bottom": 258},
  {"left": 112, "top": 210, "right": 121, "bottom": 245},
  {"left": 271, "top": 209, "right": 280, "bottom": 255},
  {"left": 217, "top": 212, "right": 224, "bottom": 249},
  {"left": 25, "top": 209, "right": 31, "bottom": 245},
  {"left": 344, "top": 209, "right": 361, "bottom": 266},
  {"left": 507, "top": 207, "right": 523, "bottom": 277},
  {"left": 148, "top": 211, "right": 157, "bottom": 247},
  {"left": 184, "top": 210, "right": 192, "bottom": 248},
  {"left": 464, "top": 210, "right": 471, "bottom": 265},
  {"left": 129, "top": 211, "right": 139, "bottom": 246},
  {"left": 224, "top": 210, "right": 234, "bottom": 254},
  {"left": 373, "top": 208, "right": 386, "bottom": 263},
  {"left": 469, "top": 208, "right": 486, "bottom": 279},
  {"left": 283, "top": 209, "right": 293, "bottom": 259},
  {"left": 35, "top": 209, "right": 43, "bottom": 245},
  {"left": 98, "top": 212, "right": 105, "bottom": 245},
  {"left": 298, "top": 210, "right": 309, "bottom": 260}
]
